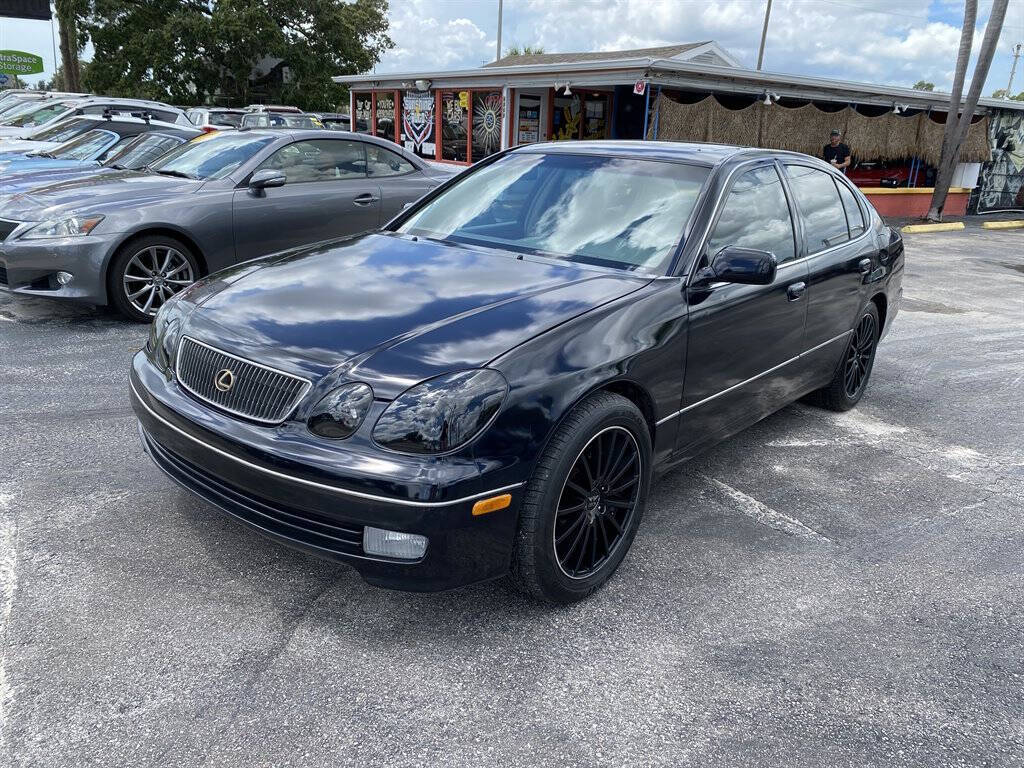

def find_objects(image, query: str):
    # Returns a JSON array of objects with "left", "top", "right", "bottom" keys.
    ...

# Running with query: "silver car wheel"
[{"left": 122, "top": 245, "right": 195, "bottom": 317}]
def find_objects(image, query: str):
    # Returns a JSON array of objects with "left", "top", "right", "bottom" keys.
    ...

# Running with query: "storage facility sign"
[{"left": 0, "top": 50, "right": 44, "bottom": 76}]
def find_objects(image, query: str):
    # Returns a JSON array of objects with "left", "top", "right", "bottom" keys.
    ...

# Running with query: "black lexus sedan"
[{"left": 130, "top": 141, "right": 904, "bottom": 603}]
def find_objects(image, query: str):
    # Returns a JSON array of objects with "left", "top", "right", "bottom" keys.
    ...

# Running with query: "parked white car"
[
  {"left": 0, "top": 97, "right": 189, "bottom": 141},
  {"left": 184, "top": 107, "right": 246, "bottom": 131}
]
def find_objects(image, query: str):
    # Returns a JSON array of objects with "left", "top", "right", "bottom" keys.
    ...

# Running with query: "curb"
[
  {"left": 980, "top": 220, "right": 1024, "bottom": 230},
  {"left": 901, "top": 222, "right": 966, "bottom": 234}
]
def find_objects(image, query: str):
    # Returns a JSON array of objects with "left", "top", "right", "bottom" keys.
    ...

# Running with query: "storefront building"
[{"left": 334, "top": 41, "right": 1024, "bottom": 214}]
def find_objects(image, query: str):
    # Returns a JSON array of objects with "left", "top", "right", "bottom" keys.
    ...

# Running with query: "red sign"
[{"left": 633, "top": 79, "right": 647, "bottom": 96}]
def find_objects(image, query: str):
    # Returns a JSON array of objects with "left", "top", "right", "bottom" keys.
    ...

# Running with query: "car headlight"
[
  {"left": 146, "top": 299, "right": 186, "bottom": 372},
  {"left": 307, "top": 383, "right": 374, "bottom": 439},
  {"left": 20, "top": 215, "right": 104, "bottom": 240},
  {"left": 372, "top": 369, "right": 508, "bottom": 454}
]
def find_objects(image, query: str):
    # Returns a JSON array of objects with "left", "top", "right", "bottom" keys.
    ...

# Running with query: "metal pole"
[
  {"left": 642, "top": 86, "right": 651, "bottom": 140},
  {"left": 50, "top": 2, "right": 59, "bottom": 87},
  {"left": 756, "top": 0, "right": 773, "bottom": 71},
  {"left": 496, "top": 0, "right": 503, "bottom": 62},
  {"left": 1006, "top": 43, "right": 1022, "bottom": 99}
]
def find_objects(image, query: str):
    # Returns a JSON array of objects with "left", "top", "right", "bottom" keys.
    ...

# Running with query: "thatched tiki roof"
[{"left": 648, "top": 92, "right": 992, "bottom": 165}]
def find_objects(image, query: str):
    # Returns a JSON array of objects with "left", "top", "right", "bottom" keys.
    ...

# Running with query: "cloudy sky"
[{"left": 3, "top": 1, "right": 1024, "bottom": 95}]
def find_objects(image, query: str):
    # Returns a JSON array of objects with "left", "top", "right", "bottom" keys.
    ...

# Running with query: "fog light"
[
  {"left": 362, "top": 526, "right": 428, "bottom": 560},
  {"left": 56, "top": 271, "right": 74, "bottom": 285}
]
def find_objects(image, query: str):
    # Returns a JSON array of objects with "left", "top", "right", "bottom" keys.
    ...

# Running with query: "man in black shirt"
[{"left": 823, "top": 129, "right": 851, "bottom": 172}]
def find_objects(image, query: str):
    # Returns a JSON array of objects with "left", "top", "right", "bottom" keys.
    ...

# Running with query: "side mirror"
[
  {"left": 696, "top": 246, "right": 778, "bottom": 286},
  {"left": 249, "top": 168, "right": 286, "bottom": 191}
]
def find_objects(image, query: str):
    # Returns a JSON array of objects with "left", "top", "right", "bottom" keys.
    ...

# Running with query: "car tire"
[
  {"left": 508, "top": 391, "right": 652, "bottom": 604},
  {"left": 812, "top": 302, "right": 880, "bottom": 412},
  {"left": 108, "top": 235, "right": 201, "bottom": 323}
]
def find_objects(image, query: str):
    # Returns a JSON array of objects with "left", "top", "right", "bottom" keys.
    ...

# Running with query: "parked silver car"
[
  {"left": 0, "top": 129, "right": 456, "bottom": 321},
  {"left": 0, "top": 96, "right": 189, "bottom": 140}
]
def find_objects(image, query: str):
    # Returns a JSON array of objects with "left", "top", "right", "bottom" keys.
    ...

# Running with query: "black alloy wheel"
[
  {"left": 844, "top": 312, "right": 877, "bottom": 399},
  {"left": 553, "top": 426, "right": 642, "bottom": 579},
  {"left": 508, "top": 391, "right": 651, "bottom": 603},
  {"left": 811, "top": 302, "right": 881, "bottom": 412}
]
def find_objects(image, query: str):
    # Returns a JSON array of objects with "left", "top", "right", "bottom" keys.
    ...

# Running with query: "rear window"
[
  {"left": 210, "top": 111, "right": 243, "bottom": 128},
  {"left": 784, "top": 164, "right": 850, "bottom": 253}
]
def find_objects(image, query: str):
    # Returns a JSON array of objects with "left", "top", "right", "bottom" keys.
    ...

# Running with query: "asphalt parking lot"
[{"left": 1, "top": 229, "right": 1022, "bottom": 767}]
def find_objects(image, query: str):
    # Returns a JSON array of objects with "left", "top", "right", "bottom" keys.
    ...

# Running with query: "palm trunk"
[
  {"left": 55, "top": 0, "right": 82, "bottom": 92},
  {"left": 927, "top": 0, "right": 1008, "bottom": 220}
]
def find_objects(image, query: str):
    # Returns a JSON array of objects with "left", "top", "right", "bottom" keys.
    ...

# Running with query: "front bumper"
[
  {"left": 129, "top": 352, "right": 525, "bottom": 591},
  {"left": 0, "top": 230, "right": 120, "bottom": 304}
]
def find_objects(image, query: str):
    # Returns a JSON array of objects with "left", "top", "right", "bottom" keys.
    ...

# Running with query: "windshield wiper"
[{"left": 154, "top": 169, "right": 198, "bottom": 180}]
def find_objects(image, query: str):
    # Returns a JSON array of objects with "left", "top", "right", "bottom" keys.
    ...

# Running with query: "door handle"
[
  {"left": 353, "top": 193, "right": 379, "bottom": 206},
  {"left": 858, "top": 258, "right": 872, "bottom": 275},
  {"left": 786, "top": 281, "right": 807, "bottom": 301}
]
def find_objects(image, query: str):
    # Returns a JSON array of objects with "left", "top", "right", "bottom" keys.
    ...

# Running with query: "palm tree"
[{"left": 927, "top": 0, "right": 1009, "bottom": 221}]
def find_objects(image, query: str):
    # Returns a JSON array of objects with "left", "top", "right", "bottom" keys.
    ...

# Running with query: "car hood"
[
  {"left": 0, "top": 139, "right": 60, "bottom": 155},
  {"left": 182, "top": 232, "right": 651, "bottom": 397},
  {"left": 1, "top": 170, "right": 205, "bottom": 221},
  {"left": 0, "top": 156, "right": 94, "bottom": 174},
  {"left": 0, "top": 166, "right": 112, "bottom": 202}
]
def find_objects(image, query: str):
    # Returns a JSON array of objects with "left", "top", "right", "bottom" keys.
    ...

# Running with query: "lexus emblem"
[{"left": 214, "top": 368, "right": 235, "bottom": 392}]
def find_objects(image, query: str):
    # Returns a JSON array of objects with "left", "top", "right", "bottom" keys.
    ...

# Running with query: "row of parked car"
[{"left": 0, "top": 89, "right": 450, "bottom": 320}]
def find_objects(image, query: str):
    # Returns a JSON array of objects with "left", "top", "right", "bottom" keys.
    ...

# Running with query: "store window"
[
  {"left": 353, "top": 94, "right": 372, "bottom": 133},
  {"left": 402, "top": 90, "right": 436, "bottom": 160},
  {"left": 374, "top": 92, "right": 396, "bottom": 143},
  {"left": 552, "top": 94, "right": 581, "bottom": 141},
  {"left": 471, "top": 91, "right": 504, "bottom": 160},
  {"left": 441, "top": 91, "right": 468, "bottom": 162},
  {"left": 583, "top": 95, "right": 609, "bottom": 140},
  {"left": 517, "top": 94, "right": 542, "bottom": 145}
]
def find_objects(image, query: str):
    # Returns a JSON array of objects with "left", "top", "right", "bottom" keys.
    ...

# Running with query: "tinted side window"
[
  {"left": 257, "top": 140, "right": 367, "bottom": 183},
  {"left": 366, "top": 145, "right": 415, "bottom": 177},
  {"left": 836, "top": 180, "right": 866, "bottom": 238},
  {"left": 707, "top": 166, "right": 796, "bottom": 263},
  {"left": 784, "top": 165, "right": 849, "bottom": 253}
]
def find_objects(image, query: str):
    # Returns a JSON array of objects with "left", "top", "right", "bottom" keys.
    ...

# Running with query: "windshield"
[
  {"left": 27, "top": 117, "right": 93, "bottom": 143},
  {"left": 103, "top": 133, "right": 186, "bottom": 169},
  {"left": 397, "top": 153, "right": 709, "bottom": 274},
  {"left": 149, "top": 132, "right": 274, "bottom": 180},
  {"left": 0, "top": 100, "right": 72, "bottom": 128},
  {"left": 45, "top": 129, "right": 117, "bottom": 160},
  {"left": 0, "top": 96, "right": 38, "bottom": 117}
]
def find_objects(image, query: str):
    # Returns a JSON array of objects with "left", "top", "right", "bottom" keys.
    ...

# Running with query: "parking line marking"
[{"left": 703, "top": 476, "right": 834, "bottom": 544}]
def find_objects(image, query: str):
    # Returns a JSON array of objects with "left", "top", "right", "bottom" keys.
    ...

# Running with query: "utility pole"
[
  {"left": 496, "top": 0, "right": 503, "bottom": 62},
  {"left": 756, "top": 0, "right": 773, "bottom": 71},
  {"left": 1006, "top": 42, "right": 1022, "bottom": 99}
]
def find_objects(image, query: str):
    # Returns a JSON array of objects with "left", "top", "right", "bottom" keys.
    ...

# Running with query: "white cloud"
[{"left": 374, "top": 0, "right": 1024, "bottom": 96}]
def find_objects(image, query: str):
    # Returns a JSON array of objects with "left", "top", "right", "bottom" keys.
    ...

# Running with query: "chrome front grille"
[{"left": 175, "top": 336, "right": 311, "bottom": 424}]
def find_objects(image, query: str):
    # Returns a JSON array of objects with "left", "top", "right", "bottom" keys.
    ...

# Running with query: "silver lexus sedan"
[{"left": 0, "top": 129, "right": 456, "bottom": 321}]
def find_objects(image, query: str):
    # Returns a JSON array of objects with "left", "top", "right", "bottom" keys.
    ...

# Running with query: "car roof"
[
  {"left": 231, "top": 128, "right": 427, "bottom": 165},
  {"left": 510, "top": 140, "right": 766, "bottom": 167},
  {"left": 64, "top": 96, "right": 184, "bottom": 113}
]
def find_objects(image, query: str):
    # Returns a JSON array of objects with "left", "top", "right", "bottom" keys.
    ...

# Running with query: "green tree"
[
  {"left": 991, "top": 88, "right": 1024, "bottom": 100},
  {"left": 504, "top": 44, "right": 545, "bottom": 57},
  {"left": 912, "top": 80, "right": 935, "bottom": 91},
  {"left": 81, "top": 0, "right": 392, "bottom": 109}
]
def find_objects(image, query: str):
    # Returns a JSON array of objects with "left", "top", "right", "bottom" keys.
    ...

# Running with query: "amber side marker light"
[{"left": 472, "top": 494, "right": 512, "bottom": 516}]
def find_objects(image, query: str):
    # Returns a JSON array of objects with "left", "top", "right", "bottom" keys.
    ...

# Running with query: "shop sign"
[
  {"left": 633, "top": 79, "right": 647, "bottom": 96},
  {"left": 0, "top": 50, "right": 44, "bottom": 76},
  {"left": 403, "top": 90, "right": 435, "bottom": 151}
]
